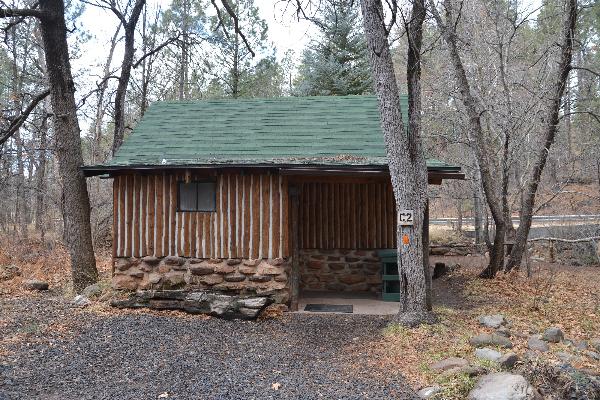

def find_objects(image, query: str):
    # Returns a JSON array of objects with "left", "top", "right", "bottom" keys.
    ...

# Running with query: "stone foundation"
[
  {"left": 111, "top": 290, "right": 272, "bottom": 319},
  {"left": 113, "top": 256, "right": 290, "bottom": 304},
  {"left": 299, "top": 249, "right": 382, "bottom": 292}
]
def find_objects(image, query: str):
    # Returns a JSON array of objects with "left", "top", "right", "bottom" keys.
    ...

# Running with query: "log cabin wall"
[
  {"left": 112, "top": 171, "right": 290, "bottom": 259},
  {"left": 298, "top": 181, "right": 397, "bottom": 249}
]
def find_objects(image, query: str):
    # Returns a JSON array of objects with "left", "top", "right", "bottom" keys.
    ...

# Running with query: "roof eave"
[{"left": 81, "top": 163, "right": 464, "bottom": 179}]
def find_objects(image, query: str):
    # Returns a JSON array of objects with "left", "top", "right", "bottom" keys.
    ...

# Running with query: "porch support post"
[{"left": 289, "top": 186, "right": 300, "bottom": 311}]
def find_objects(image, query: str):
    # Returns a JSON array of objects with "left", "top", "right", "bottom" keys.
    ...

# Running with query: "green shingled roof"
[{"left": 90, "top": 95, "right": 457, "bottom": 171}]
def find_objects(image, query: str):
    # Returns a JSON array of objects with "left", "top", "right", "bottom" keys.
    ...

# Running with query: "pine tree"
[
  {"left": 295, "top": 0, "right": 372, "bottom": 96},
  {"left": 206, "top": 0, "right": 282, "bottom": 98}
]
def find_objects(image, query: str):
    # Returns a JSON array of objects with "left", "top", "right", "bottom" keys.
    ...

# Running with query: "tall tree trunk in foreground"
[
  {"left": 39, "top": 0, "right": 98, "bottom": 291},
  {"left": 431, "top": 0, "right": 506, "bottom": 278},
  {"left": 361, "top": 0, "right": 435, "bottom": 326},
  {"left": 506, "top": 0, "right": 577, "bottom": 272}
]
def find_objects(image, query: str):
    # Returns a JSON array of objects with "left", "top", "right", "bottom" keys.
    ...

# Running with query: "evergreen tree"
[
  {"left": 158, "top": 0, "right": 208, "bottom": 100},
  {"left": 206, "top": 0, "right": 282, "bottom": 98},
  {"left": 295, "top": 0, "right": 372, "bottom": 96}
]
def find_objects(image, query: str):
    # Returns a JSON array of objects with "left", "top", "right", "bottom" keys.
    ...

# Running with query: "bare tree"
[
  {"left": 430, "top": 0, "right": 508, "bottom": 278},
  {"left": 0, "top": 0, "right": 99, "bottom": 292},
  {"left": 361, "top": 0, "right": 435, "bottom": 326},
  {"left": 83, "top": 0, "right": 146, "bottom": 155},
  {"left": 506, "top": 0, "right": 578, "bottom": 271}
]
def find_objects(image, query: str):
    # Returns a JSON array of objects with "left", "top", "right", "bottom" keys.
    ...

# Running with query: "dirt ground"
[
  {"left": 351, "top": 255, "right": 600, "bottom": 398},
  {"left": 1, "top": 238, "right": 599, "bottom": 398}
]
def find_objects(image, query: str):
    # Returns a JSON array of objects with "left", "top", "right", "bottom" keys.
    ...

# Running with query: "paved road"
[{"left": 0, "top": 297, "right": 417, "bottom": 400}]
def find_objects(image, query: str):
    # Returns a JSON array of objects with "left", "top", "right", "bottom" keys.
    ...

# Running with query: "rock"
[
  {"left": 499, "top": 353, "right": 519, "bottom": 369},
  {"left": 274, "top": 273, "right": 288, "bottom": 282},
  {"left": 23, "top": 279, "right": 49, "bottom": 291},
  {"left": 475, "top": 347, "right": 503, "bottom": 362},
  {"left": 258, "top": 265, "right": 283, "bottom": 276},
  {"left": 73, "top": 295, "right": 91, "bottom": 307},
  {"left": 242, "top": 259, "right": 260, "bottom": 267},
  {"left": 0, "top": 264, "right": 20, "bottom": 281},
  {"left": 573, "top": 340, "right": 588, "bottom": 350},
  {"left": 584, "top": 350, "right": 600, "bottom": 360},
  {"left": 164, "top": 256, "right": 185, "bottom": 266},
  {"left": 248, "top": 274, "right": 271, "bottom": 283},
  {"left": 339, "top": 274, "right": 366, "bottom": 285},
  {"left": 214, "top": 264, "right": 236, "bottom": 274},
  {"left": 127, "top": 268, "right": 144, "bottom": 278},
  {"left": 468, "top": 373, "right": 539, "bottom": 400},
  {"left": 147, "top": 273, "right": 162, "bottom": 285},
  {"left": 112, "top": 274, "right": 139, "bottom": 290},
  {"left": 163, "top": 271, "right": 185, "bottom": 289},
  {"left": 224, "top": 272, "right": 246, "bottom": 282},
  {"left": 432, "top": 262, "right": 449, "bottom": 279},
  {"left": 226, "top": 259, "right": 241, "bottom": 266},
  {"left": 114, "top": 258, "right": 134, "bottom": 271},
  {"left": 556, "top": 352, "right": 579, "bottom": 363},
  {"left": 430, "top": 357, "right": 469, "bottom": 372},
  {"left": 496, "top": 327, "right": 512, "bottom": 338},
  {"left": 82, "top": 283, "right": 102, "bottom": 298},
  {"left": 417, "top": 386, "right": 442, "bottom": 399},
  {"left": 478, "top": 314, "right": 506, "bottom": 329},
  {"left": 238, "top": 265, "right": 257, "bottom": 275},
  {"left": 189, "top": 264, "right": 214, "bottom": 276},
  {"left": 589, "top": 338, "right": 600, "bottom": 352},
  {"left": 198, "top": 274, "right": 224, "bottom": 286},
  {"left": 527, "top": 336, "right": 549, "bottom": 352},
  {"left": 469, "top": 334, "right": 513, "bottom": 349},
  {"left": 542, "top": 327, "right": 564, "bottom": 343},
  {"left": 267, "top": 258, "right": 285, "bottom": 266},
  {"left": 237, "top": 297, "right": 269, "bottom": 309},
  {"left": 141, "top": 256, "right": 160, "bottom": 266}
]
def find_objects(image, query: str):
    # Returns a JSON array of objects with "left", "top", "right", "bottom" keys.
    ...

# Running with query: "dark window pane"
[
  {"left": 179, "top": 182, "right": 197, "bottom": 211},
  {"left": 197, "top": 182, "right": 216, "bottom": 211}
]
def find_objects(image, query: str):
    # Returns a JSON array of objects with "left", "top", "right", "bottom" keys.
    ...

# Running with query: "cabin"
[{"left": 83, "top": 95, "right": 463, "bottom": 317}]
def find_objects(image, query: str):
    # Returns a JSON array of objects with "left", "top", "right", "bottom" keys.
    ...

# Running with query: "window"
[{"left": 177, "top": 181, "right": 217, "bottom": 212}]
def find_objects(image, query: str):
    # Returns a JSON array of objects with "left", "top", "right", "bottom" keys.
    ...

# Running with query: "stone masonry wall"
[
  {"left": 113, "top": 256, "right": 290, "bottom": 304},
  {"left": 299, "top": 249, "right": 381, "bottom": 293}
]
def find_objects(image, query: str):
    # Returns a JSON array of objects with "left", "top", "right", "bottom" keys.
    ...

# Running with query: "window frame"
[{"left": 176, "top": 179, "right": 217, "bottom": 212}]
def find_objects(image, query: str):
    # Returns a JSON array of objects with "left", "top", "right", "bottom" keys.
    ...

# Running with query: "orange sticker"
[{"left": 402, "top": 234, "right": 410, "bottom": 245}]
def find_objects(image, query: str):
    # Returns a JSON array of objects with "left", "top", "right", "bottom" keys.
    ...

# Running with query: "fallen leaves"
[{"left": 344, "top": 258, "right": 600, "bottom": 398}]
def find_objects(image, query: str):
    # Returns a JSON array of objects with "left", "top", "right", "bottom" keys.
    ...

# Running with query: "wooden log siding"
[
  {"left": 113, "top": 172, "right": 290, "bottom": 259},
  {"left": 298, "top": 182, "right": 397, "bottom": 249}
]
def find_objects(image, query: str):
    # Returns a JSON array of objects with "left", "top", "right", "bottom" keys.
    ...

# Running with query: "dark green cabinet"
[{"left": 377, "top": 250, "right": 400, "bottom": 302}]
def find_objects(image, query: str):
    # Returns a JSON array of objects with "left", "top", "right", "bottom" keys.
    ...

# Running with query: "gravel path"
[{"left": 0, "top": 297, "right": 416, "bottom": 400}]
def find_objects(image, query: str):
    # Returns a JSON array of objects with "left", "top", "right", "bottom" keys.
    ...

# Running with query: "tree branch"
[
  {"left": 133, "top": 33, "right": 180, "bottom": 69},
  {"left": 218, "top": 0, "right": 255, "bottom": 57},
  {"left": 0, "top": 89, "right": 50, "bottom": 145},
  {"left": 0, "top": 6, "right": 44, "bottom": 19}
]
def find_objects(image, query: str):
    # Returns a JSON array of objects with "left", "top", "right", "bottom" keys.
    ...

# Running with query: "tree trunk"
[
  {"left": 35, "top": 111, "right": 48, "bottom": 240},
  {"left": 473, "top": 177, "right": 484, "bottom": 247},
  {"left": 111, "top": 0, "right": 146, "bottom": 155},
  {"left": 431, "top": 0, "right": 506, "bottom": 277},
  {"left": 506, "top": 0, "right": 577, "bottom": 272},
  {"left": 232, "top": 34, "right": 240, "bottom": 98},
  {"left": 361, "top": 0, "right": 435, "bottom": 326},
  {"left": 93, "top": 24, "right": 120, "bottom": 163},
  {"left": 39, "top": 0, "right": 98, "bottom": 292}
]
